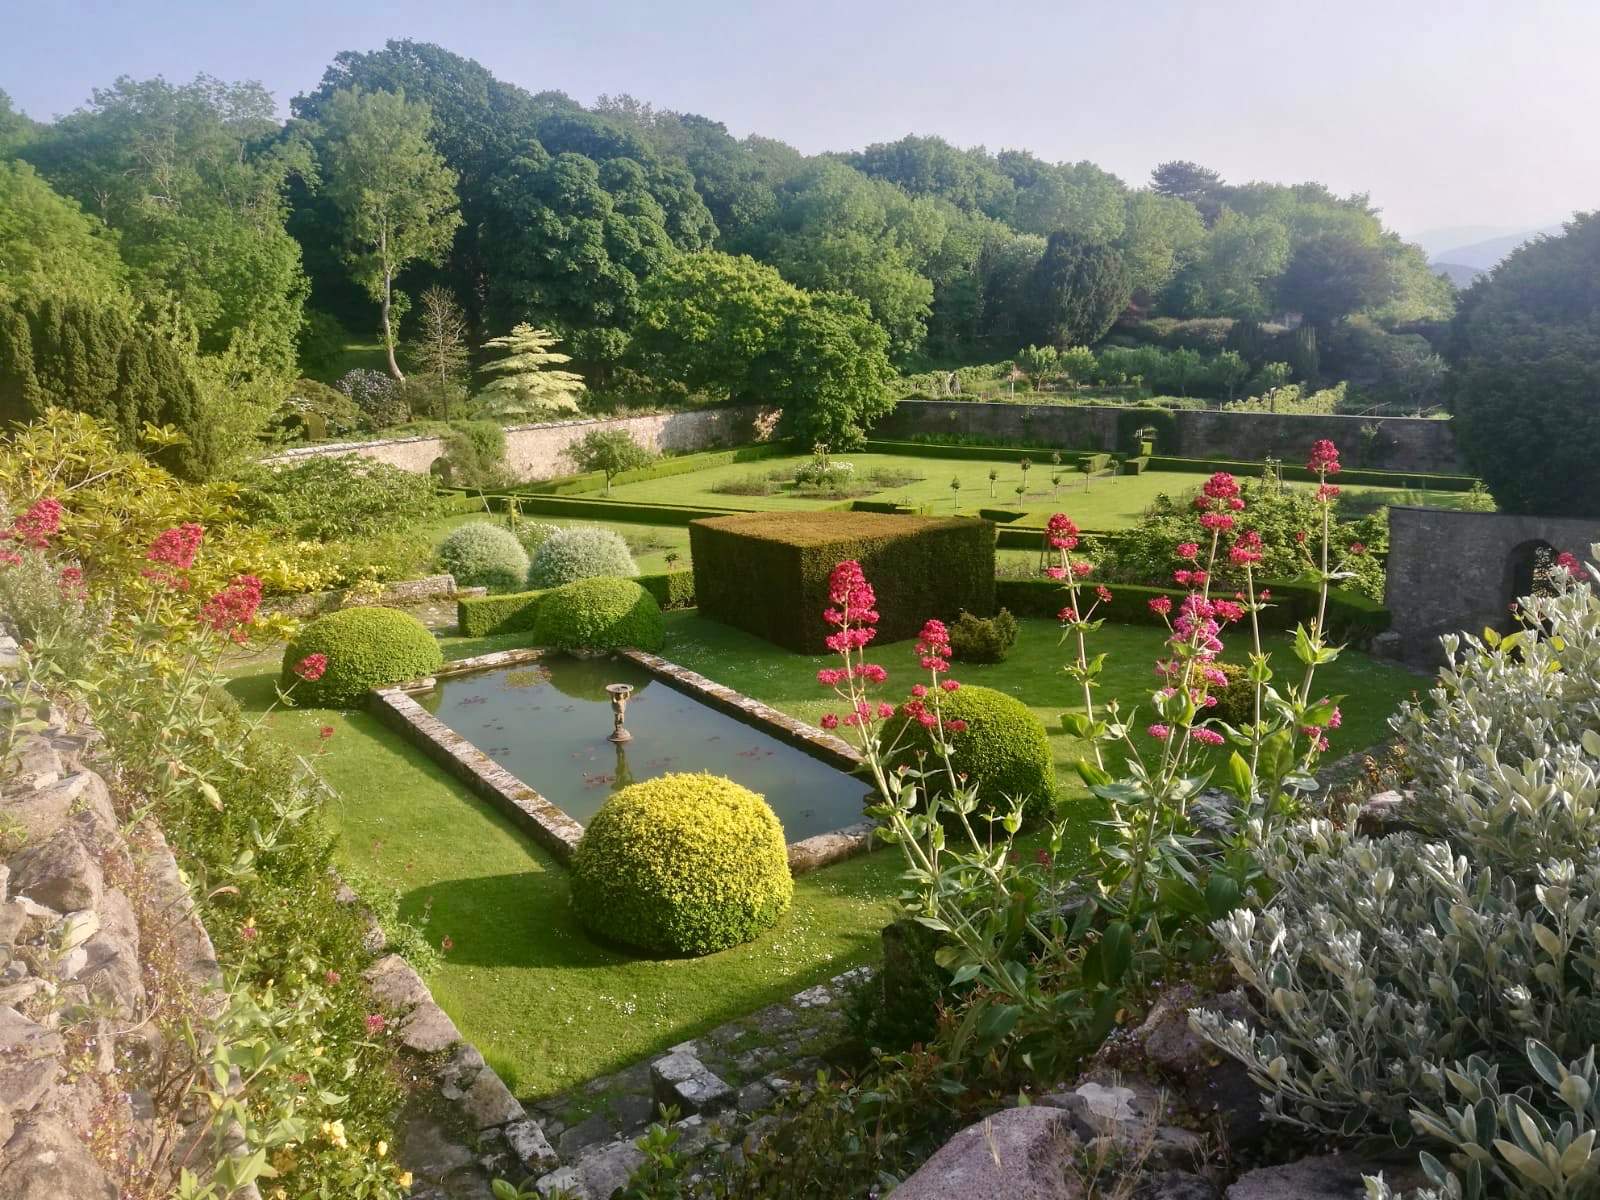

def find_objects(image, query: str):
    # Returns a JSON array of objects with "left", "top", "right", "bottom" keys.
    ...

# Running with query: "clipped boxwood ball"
[
  {"left": 571, "top": 773, "right": 794, "bottom": 956},
  {"left": 886, "top": 683, "right": 1056, "bottom": 818},
  {"left": 528, "top": 525, "right": 637, "bottom": 588},
  {"left": 434, "top": 521, "right": 530, "bottom": 593},
  {"left": 281, "top": 606, "right": 443, "bottom": 706},
  {"left": 529, "top": 577, "right": 664, "bottom": 653}
]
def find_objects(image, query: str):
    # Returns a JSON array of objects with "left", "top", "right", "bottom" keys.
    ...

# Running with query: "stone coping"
[
  {"left": 263, "top": 573, "right": 485, "bottom": 619},
  {"left": 371, "top": 647, "right": 881, "bottom": 874}
]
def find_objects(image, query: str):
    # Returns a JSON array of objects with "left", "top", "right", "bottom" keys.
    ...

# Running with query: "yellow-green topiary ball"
[
  {"left": 570, "top": 773, "right": 794, "bottom": 956},
  {"left": 280, "top": 606, "right": 443, "bottom": 707}
]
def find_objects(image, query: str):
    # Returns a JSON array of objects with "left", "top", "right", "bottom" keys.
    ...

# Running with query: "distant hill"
[
  {"left": 1429, "top": 225, "right": 1565, "bottom": 272},
  {"left": 1433, "top": 262, "right": 1485, "bottom": 288}
]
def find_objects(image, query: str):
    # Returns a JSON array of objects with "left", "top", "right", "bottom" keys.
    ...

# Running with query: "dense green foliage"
[
  {"left": 689, "top": 510, "right": 995, "bottom": 652},
  {"left": 570, "top": 772, "right": 794, "bottom": 955},
  {"left": 0, "top": 159, "right": 128, "bottom": 304},
  {"left": 234, "top": 454, "right": 441, "bottom": 538},
  {"left": 527, "top": 575, "right": 664, "bottom": 652},
  {"left": 946, "top": 607, "right": 1019, "bottom": 663},
  {"left": 885, "top": 683, "right": 1056, "bottom": 817},
  {"left": 0, "top": 293, "right": 205, "bottom": 474},
  {"left": 1450, "top": 212, "right": 1600, "bottom": 516},
  {"left": 563, "top": 427, "right": 657, "bottom": 493},
  {"left": 433, "top": 521, "right": 530, "bottom": 591},
  {"left": 528, "top": 524, "right": 638, "bottom": 587},
  {"left": 280, "top": 605, "right": 444, "bottom": 705},
  {"left": 454, "top": 568, "right": 691, "bottom": 635}
]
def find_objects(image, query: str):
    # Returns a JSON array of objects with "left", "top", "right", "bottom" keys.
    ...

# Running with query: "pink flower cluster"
[
  {"left": 7, "top": 498, "right": 63, "bottom": 550},
  {"left": 1307, "top": 440, "right": 1341, "bottom": 475},
  {"left": 148, "top": 523, "right": 205, "bottom": 570},
  {"left": 1557, "top": 551, "right": 1583, "bottom": 576},
  {"left": 293, "top": 653, "right": 329, "bottom": 682},
  {"left": 1047, "top": 512, "right": 1079, "bottom": 550},
  {"left": 199, "top": 575, "right": 262, "bottom": 641},
  {"left": 1228, "top": 530, "right": 1264, "bottom": 567},
  {"left": 822, "top": 560, "right": 879, "bottom": 653}
]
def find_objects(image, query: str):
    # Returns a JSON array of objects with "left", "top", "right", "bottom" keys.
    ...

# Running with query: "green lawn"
[{"left": 599, "top": 452, "right": 1484, "bottom": 529}]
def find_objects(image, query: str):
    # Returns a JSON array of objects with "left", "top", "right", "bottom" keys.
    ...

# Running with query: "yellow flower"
[
  {"left": 376, "top": 1140, "right": 388, "bottom": 1158},
  {"left": 398, "top": 1171, "right": 414, "bottom": 1189},
  {"left": 320, "top": 1119, "right": 348, "bottom": 1150}
]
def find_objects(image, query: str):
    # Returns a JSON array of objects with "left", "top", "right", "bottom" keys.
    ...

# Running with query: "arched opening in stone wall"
[
  {"left": 429, "top": 456, "right": 453, "bottom": 487},
  {"left": 1503, "top": 539, "right": 1559, "bottom": 627}
]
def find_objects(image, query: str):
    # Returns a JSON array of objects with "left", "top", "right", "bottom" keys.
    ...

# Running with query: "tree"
[
  {"left": 21, "top": 75, "right": 311, "bottom": 375},
  {"left": 1015, "top": 344, "right": 1060, "bottom": 392},
  {"left": 1165, "top": 210, "right": 1289, "bottom": 318},
  {"left": 1119, "top": 191, "right": 1207, "bottom": 299},
  {"left": 565, "top": 428, "right": 657, "bottom": 494},
  {"left": 476, "top": 325, "right": 586, "bottom": 419},
  {"left": 1448, "top": 212, "right": 1600, "bottom": 516},
  {"left": 749, "top": 293, "right": 895, "bottom": 446},
  {"left": 1150, "top": 161, "right": 1224, "bottom": 208},
  {"left": 1275, "top": 232, "right": 1395, "bottom": 327},
  {"left": 316, "top": 87, "right": 461, "bottom": 380},
  {"left": 0, "top": 161, "right": 128, "bottom": 305},
  {"left": 409, "top": 286, "right": 469, "bottom": 418},
  {"left": 1027, "top": 233, "right": 1132, "bottom": 348}
]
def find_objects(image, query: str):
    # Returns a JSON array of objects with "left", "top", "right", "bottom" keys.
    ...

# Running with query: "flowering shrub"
[
  {"left": 1196, "top": 558, "right": 1600, "bottom": 1199},
  {"left": 810, "top": 440, "right": 1357, "bottom": 1075},
  {"left": 433, "top": 521, "right": 531, "bottom": 593},
  {"left": 528, "top": 525, "right": 638, "bottom": 588},
  {"left": 335, "top": 368, "right": 410, "bottom": 430}
]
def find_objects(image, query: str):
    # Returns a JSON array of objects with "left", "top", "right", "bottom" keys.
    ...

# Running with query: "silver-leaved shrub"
[{"left": 1194, "top": 552, "right": 1600, "bottom": 1199}]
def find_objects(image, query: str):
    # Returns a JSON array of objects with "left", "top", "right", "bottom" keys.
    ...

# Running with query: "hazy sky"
[{"left": 2, "top": 0, "right": 1595, "bottom": 240}]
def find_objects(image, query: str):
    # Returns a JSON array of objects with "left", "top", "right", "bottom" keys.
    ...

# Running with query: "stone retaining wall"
[
  {"left": 264, "top": 573, "right": 484, "bottom": 619},
  {"left": 878, "top": 399, "right": 1465, "bottom": 474},
  {"left": 264, "top": 406, "right": 782, "bottom": 483},
  {"left": 0, "top": 628, "right": 244, "bottom": 1198}
]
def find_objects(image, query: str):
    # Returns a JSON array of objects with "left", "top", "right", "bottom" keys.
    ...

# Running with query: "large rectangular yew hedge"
[{"left": 690, "top": 511, "right": 995, "bottom": 653}]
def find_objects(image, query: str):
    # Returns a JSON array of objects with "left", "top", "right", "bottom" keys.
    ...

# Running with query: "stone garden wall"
[
  {"left": 878, "top": 400, "right": 1466, "bottom": 475},
  {"left": 264, "top": 405, "right": 782, "bottom": 483},
  {"left": 1385, "top": 506, "right": 1600, "bottom": 666}
]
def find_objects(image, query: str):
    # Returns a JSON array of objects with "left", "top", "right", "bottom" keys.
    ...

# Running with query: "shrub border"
[
  {"left": 370, "top": 647, "right": 877, "bottom": 874},
  {"left": 456, "top": 570, "right": 695, "bottom": 637}
]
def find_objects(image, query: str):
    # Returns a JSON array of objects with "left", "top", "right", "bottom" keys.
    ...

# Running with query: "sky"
[{"left": 2, "top": 0, "right": 1595, "bottom": 242}]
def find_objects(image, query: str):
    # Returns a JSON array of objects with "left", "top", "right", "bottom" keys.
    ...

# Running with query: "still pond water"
[{"left": 416, "top": 655, "right": 865, "bottom": 841}]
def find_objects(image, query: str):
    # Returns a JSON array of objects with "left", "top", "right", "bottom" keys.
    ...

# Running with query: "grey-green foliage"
[
  {"left": 434, "top": 521, "right": 530, "bottom": 592},
  {"left": 527, "top": 525, "right": 637, "bottom": 588},
  {"left": 1195, "top": 560, "right": 1600, "bottom": 1199}
]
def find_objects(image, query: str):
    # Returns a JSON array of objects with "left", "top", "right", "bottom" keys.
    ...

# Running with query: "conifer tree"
[{"left": 475, "top": 325, "right": 586, "bottom": 420}]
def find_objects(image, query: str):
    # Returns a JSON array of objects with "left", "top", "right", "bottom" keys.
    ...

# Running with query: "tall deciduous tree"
[
  {"left": 1275, "top": 232, "right": 1395, "bottom": 327},
  {"left": 476, "top": 324, "right": 586, "bottom": 419},
  {"left": 0, "top": 161, "right": 128, "bottom": 305},
  {"left": 1449, "top": 212, "right": 1600, "bottom": 516},
  {"left": 1027, "top": 233, "right": 1132, "bottom": 348},
  {"left": 316, "top": 87, "right": 461, "bottom": 380},
  {"left": 409, "top": 286, "right": 469, "bottom": 418}
]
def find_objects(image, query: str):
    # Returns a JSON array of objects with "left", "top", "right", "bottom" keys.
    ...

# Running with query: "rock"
[
  {"left": 557, "top": 1111, "right": 613, "bottom": 1159},
  {"left": 1042, "top": 1077, "right": 1168, "bottom": 1143},
  {"left": 395, "top": 1109, "right": 484, "bottom": 1195},
  {"left": 535, "top": 1164, "right": 590, "bottom": 1198},
  {"left": 608, "top": 1092, "right": 656, "bottom": 1132},
  {"left": 398, "top": 1002, "right": 461, "bottom": 1054},
  {"left": 1136, "top": 1171, "right": 1221, "bottom": 1199},
  {"left": 1226, "top": 1153, "right": 1423, "bottom": 1199},
  {"left": 8, "top": 828, "right": 103, "bottom": 914},
  {"left": 75, "top": 891, "right": 143, "bottom": 1017},
  {"left": 572, "top": 1138, "right": 646, "bottom": 1199},
  {"left": 0, "top": 1115, "right": 118, "bottom": 1199},
  {"left": 650, "top": 1051, "right": 734, "bottom": 1116},
  {"left": 670, "top": 1113, "right": 712, "bottom": 1156},
  {"left": 0, "top": 901, "right": 25, "bottom": 949},
  {"left": 460, "top": 1067, "right": 525, "bottom": 1129},
  {"left": 1, "top": 773, "right": 106, "bottom": 846},
  {"left": 504, "top": 1119, "right": 559, "bottom": 1175},
  {"left": 7, "top": 739, "right": 62, "bottom": 791},
  {"left": 439, "top": 1041, "right": 486, "bottom": 1090},
  {"left": 736, "top": 1080, "right": 775, "bottom": 1114},
  {"left": 363, "top": 954, "right": 430, "bottom": 1011},
  {"left": 1357, "top": 790, "right": 1417, "bottom": 836},
  {"left": 0, "top": 863, "right": 9, "bottom": 902},
  {"left": 0, "top": 1058, "right": 60, "bottom": 1115},
  {"left": 892, "top": 1106, "right": 1084, "bottom": 1200},
  {"left": 1370, "top": 630, "right": 1403, "bottom": 660}
]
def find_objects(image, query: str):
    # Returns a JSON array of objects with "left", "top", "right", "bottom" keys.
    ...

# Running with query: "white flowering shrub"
[
  {"left": 434, "top": 522, "right": 530, "bottom": 593},
  {"left": 528, "top": 526, "right": 637, "bottom": 589},
  {"left": 1195, "top": 553, "right": 1600, "bottom": 1199}
]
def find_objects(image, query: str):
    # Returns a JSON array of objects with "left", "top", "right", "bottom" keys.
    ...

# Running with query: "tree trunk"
[{"left": 380, "top": 234, "right": 405, "bottom": 382}]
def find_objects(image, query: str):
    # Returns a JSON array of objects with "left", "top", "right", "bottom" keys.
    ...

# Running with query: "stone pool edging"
[{"left": 371, "top": 647, "right": 883, "bottom": 875}]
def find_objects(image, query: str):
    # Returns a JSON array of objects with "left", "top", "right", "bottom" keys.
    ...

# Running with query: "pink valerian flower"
[
  {"left": 1148, "top": 596, "right": 1173, "bottom": 617},
  {"left": 1202, "top": 666, "right": 1229, "bottom": 688},
  {"left": 1229, "top": 530, "right": 1264, "bottom": 567},
  {"left": 1203, "top": 472, "right": 1242, "bottom": 502},
  {"left": 1189, "top": 727, "right": 1225, "bottom": 746},
  {"left": 910, "top": 683, "right": 928, "bottom": 698},
  {"left": 147, "top": 523, "right": 205, "bottom": 570},
  {"left": 1307, "top": 439, "right": 1341, "bottom": 475},
  {"left": 365, "top": 1013, "right": 387, "bottom": 1036},
  {"left": 1095, "top": 585, "right": 1113, "bottom": 604},
  {"left": 1175, "top": 542, "right": 1200, "bottom": 560},
  {"left": 1173, "top": 569, "right": 1193, "bottom": 586},
  {"left": 1348, "top": 542, "right": 1367, "bottom": 556},
  {"left": 823, "top": 560, "right": 879, "bottom": 653},
  {"left": 1302, "top": 725, "right": 1331, "bottom": 753},
  {"left": 876, "top": 702, "right": 895, "bottom": 719},
  {"left": 293, "top": 653, "right": 329, "bottom": 682},
  {"left": 0, "top": 549, "right": 21, "bottom": 567},
  {"left": 1315, "top": 483, "right": 1341, "bottom": 503},
  {"left": 8, "top": 498, "right": 64, "bottom": 549},
  {"left": 1044, "top": 566, "right": 1066, "bottom": 581},
  {"left": 1058, "top": 606, "right": 1078, "bottom": 622},
  {"left": 319, "top": 725, "right": 335, "bottom": 741},
  {"left": 856, "top": 663, "right": 887, "bottom": 684},
  {"left": 947, "top": 719, "right": 968, "bottom": 733},
  {"left": 940, "top": 679, "right": 960, "bottom": 692},
  {"left": 1046, "top": 513, "right": 1080, "bottom": 550},
  {"left": 1147, "top": 724, "right": 1171, "bottom": 741},
  {"left": 816, "top": 667, "right": 847, "bottom": 686},
  {"left": 1557, "top": 551, "right": 1583, "bottom": 576},
  {"left": 1072, "top": 561, "right": 1093, "bottom": 578},
  {"left": 820, "top": 713, "right": 840, "bottom": 730},
  {"left": 324, "top": 969, "right": 342, "bottom": 986},
  {"left": 1294, "top": 530, "right": 1308, "bottom": 544},
  {"left": 199, "top": 575, "right": 263, "bottom": 640},
  {"left": 1327, "top": 706, "right": 1343, "bottom": 730},
  {"left": 1212, "top": 599, "right": 1246, "bottom": 624},
  {"left": 1198, "top": 512, "right": 1235, "bottom": 532},
  {"left": 1228, "top": 497, "right": 1246, "bottom": 511},
  {"left": 58, "top": 565, "right": 86, "bottom": 599}
]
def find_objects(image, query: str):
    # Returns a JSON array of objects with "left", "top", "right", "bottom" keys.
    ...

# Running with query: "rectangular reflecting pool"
[{"left": 412, "top": 654, "right": 867, "bottom": 844}]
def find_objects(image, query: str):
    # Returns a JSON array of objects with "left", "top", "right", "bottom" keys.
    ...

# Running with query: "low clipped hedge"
[
  {"left": 433, "top": 522, "right": 530, "bottom": 592},
  {"left": 456, "top": 570, "right": 693, "bottom": 637},
  {"left": 528, "top": 577, "right": 664, "bottom": 653},
  {"left": 281, "top": 606, "right": 443, "bottom": 706},
  {"left": 515, "top": 441, "right": 796, "bottom": 496},
  {"left": 993, "top": 577, "right": 1391, "bottom": 642},
  {"left": 571, "top": 773, "right": 794, "bottom": 956},
  {"left": 1145, "top": 455, "right": 1479, "bottom": 491},
  {"left": 884, "top": 684, "right": 1056, "bottom": 819},
  {"left": 690, "top": 511, "right": 995, "bottom": 653}
]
